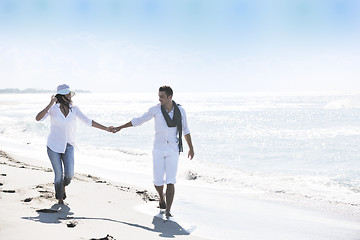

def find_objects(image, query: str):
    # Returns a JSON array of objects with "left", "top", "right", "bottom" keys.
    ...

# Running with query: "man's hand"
[
  {"left": 188, "top": 148, "right": 194, "bottom": 160},
  {"left": 112, "top": 126, "right": 121, "bottom": 133},
  {"left": 184, "top": 134, "right": 194, "bottom": 160}
]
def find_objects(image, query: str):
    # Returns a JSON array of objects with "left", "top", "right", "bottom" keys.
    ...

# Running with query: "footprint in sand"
[
  {"left": 38, "top": 190, "right": 52, "bottom": 194},
  {"left": 36, "top": 209, "right": 58, "bottom": 213},
  {"left": 66, "top": 220, "right": 78, "bottom": 228},
  {"left": 90, "top": 234, "right": 116, "bottom": 240},
  {"left": 95, "top": 180, "right": 107, "bottom": 183},
  {"left": 2, "top": 190, "right": 15, "bottom": 193},
  {"left": 34, "top": 185, "right": 54, "bottom": 199},
  {"left": 23, "top": 197, "right": 33, "bottom": 202}
]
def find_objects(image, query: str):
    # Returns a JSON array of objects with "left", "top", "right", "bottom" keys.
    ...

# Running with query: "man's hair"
[{"left": 159, "top": 86, "right": 173, "bottom": 97}]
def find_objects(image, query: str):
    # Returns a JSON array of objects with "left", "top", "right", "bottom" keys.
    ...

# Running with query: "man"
[{"left": 113, "top": 86, "right": 194, "bottom": 217}]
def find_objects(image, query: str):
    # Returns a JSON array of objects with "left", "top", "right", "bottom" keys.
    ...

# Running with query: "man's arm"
[
  {"left": 113, "top": 121, "right": 133, "bottom": 133},
  {"left": 184, "top": 133, "right": 194, "bottom": 160},
  {"left": 113, "top": 106, "right": 157, "bottom": 133}
]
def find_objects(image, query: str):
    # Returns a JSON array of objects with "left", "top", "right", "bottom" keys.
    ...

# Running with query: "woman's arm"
[
  {"left": 35, "top": 95, "right": 57, "bottom": 121},
  {"left": 74, "top": 106, "right": 112, "bottom": 132},
  {"left": 92, "top": 120, "right": 113, "bottom": 132}
]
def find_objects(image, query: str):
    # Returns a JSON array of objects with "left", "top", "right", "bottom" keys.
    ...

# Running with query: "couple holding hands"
[{"left": 36, "top": 84, "right": 194, "bottom": 217}]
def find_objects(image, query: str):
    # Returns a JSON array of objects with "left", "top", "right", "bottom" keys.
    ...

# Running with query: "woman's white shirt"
[{"left": 40, "top": 103, "right": 92, "bottom": 153}]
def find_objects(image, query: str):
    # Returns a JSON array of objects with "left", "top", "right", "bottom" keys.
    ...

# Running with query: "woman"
[{"left": 36, "top": 84, "right": 112, "bottom": 204}]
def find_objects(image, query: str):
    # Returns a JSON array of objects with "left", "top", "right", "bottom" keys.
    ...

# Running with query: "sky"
[{"left": 0, "top": 0, "right": 359, "bottom": 93}]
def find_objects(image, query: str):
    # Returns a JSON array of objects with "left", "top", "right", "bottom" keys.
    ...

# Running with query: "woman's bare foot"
[
  {"left": 165, "top": 211, "right": 173, "bottom": 218},
  {"left": 63, "top": 185, "right": 66, "bottom": 200}
]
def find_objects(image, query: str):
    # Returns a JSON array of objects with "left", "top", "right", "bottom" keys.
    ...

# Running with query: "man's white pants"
[{"left": 152, "top": 149, "right": 179, "bottom": 186}]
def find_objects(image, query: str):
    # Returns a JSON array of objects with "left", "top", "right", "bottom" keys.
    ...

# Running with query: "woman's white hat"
[{"left": 56, "top": 84, "right": 75, "bottom": 97}]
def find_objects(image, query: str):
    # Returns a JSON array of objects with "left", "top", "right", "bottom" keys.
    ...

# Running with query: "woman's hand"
[
  {"left": 50, "top": 95, "right": 58, "bottom": 105},
  {"left": 35, "top": 95, "right": 58, "bottom": 121}
]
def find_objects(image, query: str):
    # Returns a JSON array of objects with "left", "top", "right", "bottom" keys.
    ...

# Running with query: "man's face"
[{"left": 158, "top": 91, "right": 171, "bottom": 105}]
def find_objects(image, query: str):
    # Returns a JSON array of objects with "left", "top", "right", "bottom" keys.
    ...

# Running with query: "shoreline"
[
  {"left": 1, "top": 144, "right": 360, "bottom": 239},
  {"left": 0, "top": 149, "right": 207, "bottom": 240}
]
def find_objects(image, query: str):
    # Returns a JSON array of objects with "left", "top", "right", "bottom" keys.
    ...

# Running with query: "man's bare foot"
[
  {"left": 159, "top": 201, "right": 166, "bottom": 209},
  {"left": 165, "top": 211, "right": 172, "bottom": 218}
]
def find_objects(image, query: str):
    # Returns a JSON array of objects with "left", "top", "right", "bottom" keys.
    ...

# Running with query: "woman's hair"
[{"left": 55, "top": 94, "right": 72, "bottom": 111}]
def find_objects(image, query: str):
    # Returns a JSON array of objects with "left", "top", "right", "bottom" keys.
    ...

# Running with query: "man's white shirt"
[{"left": 131, "top": 103, "right": 190, "bottom": 152}]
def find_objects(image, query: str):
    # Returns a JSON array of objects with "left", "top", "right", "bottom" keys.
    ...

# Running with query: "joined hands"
[
  {"left": 105, "top": 126, "right": 121, "bottom": 133},
  {"left": 106, "top": 126, "right": 114, "bottom": 133}
]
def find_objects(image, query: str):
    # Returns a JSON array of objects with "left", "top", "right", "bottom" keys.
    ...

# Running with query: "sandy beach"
[
  {"left": 0, "top": 150, "right": 207, "bottom": 240},
  {"left": 1, "top": 147, "right": 360, "bottom": 240},
  {"left": 3, "top": 139, "right": 360, "bottom": 240}
]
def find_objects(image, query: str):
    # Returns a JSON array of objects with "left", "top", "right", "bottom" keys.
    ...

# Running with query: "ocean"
[{"left": 1, "top": 92, "right": 360, "bottom": 239}]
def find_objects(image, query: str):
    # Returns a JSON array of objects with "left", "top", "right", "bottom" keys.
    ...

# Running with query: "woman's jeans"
[{"left": 47, "top": 143, "right": 74, "bottom": 200}]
